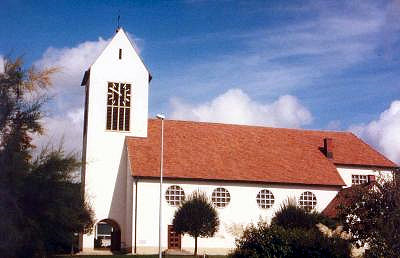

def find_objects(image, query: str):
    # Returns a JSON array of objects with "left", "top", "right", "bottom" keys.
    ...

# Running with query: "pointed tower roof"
[{"left": 81, "top": 28, "right": 152, "bottom": 86}]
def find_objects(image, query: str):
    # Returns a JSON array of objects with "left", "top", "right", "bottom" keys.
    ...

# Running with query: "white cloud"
[
  {"left": 126, "top": 32, "right": 144, "bottom": 54},
  {"left": 31, "top": 31, "right": 147, "bottom": 153},
  {"left": 325, "top": 120, "right": 342, "bottom": 131},
  {"left": 34, "top": 37, "right": 109, "bottom": 109},
  {"left": 31, "top": 37, "right": 110, "bottom": 152},
  {"left": 170, "top": 88, "right": 312, "bottom": 128},
  {"left": 32, "top": 108, "right": 84, "bottom": 154},
  {"left": 350, "top": 100, "right": 400, "bottom": 164}
]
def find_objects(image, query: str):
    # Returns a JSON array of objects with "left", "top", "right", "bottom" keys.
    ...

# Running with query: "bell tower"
[{"left": 80, "top": 28, "right": 151, "bottom": 252}]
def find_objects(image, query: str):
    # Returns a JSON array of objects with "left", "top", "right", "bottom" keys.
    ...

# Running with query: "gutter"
[
  {"left": 134, "top": 178, "right": 138, "bottom": 254},
  {"left": 334, "top": 163, "right": 399, "bottom": 170},
  {"left": 130, "top": 175, "right": 345, "bottom": 188}
]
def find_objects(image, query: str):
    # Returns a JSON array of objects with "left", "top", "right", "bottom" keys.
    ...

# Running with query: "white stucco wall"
[
  {"left": 133, "top": 179, "right": 341, "bottom": 254},
  {"left": 82, "top": 28, "right": 149, "bottom": 251},
  {"left": 336, "top": 165, "right": 394, "bottom": 188}
]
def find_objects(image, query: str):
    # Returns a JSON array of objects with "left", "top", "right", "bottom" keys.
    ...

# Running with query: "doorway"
[
  {"left": 168, "top": 225, "right": 181, "bottom": 250},
  {"left": 94, "top": 219, "right": 121, "bottom": 252}
]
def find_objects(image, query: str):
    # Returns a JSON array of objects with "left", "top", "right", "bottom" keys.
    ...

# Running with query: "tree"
[
  {"left": 0, "top": 57, "right": 94, "bottom": 257},
  {"left": 338, "top": 180, "right": 400, "bottom": 257},
  {"left": 172, "top": 191, "right": 219, "bottom": 256}
]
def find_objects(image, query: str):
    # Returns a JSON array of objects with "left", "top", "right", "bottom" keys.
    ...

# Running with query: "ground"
[{"left": 60, "top": 255, "right": 227, "bottom": 258}]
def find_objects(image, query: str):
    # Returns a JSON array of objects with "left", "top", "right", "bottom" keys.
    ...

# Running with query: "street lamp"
[
  {"left": 71, "top": 232, "right": 78, "bottom": 255},
  {"left": 156, "top": 113, "right": 165, "bottom": 258}
]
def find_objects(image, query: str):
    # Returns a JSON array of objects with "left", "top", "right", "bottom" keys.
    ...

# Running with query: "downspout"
[
  {"left": 79, "top": 72, "right": 90, "bottom": 251},
  {"left": 134, "top": 178, "right": 138, "bottom": 253}
]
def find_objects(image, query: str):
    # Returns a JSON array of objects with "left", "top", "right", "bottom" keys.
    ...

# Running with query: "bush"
[
  {"left": 272, "top": 199, "right": 337, "bottom": 230},
  {"left": 230, "top": 200, "right": 349, "bottom": 258},
  {"left": 231, "top": 222, "right": 350, "bottom": 258}
]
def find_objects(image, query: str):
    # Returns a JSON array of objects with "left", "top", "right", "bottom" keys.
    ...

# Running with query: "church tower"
[{"left": 80, "top": 28, "right": 151, "bottom": 251}]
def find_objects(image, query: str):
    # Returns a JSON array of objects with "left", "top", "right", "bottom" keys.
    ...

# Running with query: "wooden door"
[
  {"left": 168, "top": 225, "right": 181, "bottom": 249},
  {"left": 110, "top": 228, "right": 121, "bottom": 252}
]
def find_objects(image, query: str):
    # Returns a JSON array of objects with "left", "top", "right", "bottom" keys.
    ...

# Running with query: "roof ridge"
[{"left": 147, "top": 118, "right": 352, "bottom": 135}]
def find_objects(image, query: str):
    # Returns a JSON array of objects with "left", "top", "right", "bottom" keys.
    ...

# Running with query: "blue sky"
[{"left": 1, "top": 0, "right": 399, "bottom": 163}]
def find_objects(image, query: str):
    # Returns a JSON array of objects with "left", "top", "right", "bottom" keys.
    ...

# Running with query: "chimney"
[
  {"left": 324, "top": 138, "right": 334, "bottom": 159},
  {"left": 368, "top": 175, "right": 376, "bottom": 183}
]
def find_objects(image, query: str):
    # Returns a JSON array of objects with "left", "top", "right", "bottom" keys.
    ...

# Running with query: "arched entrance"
[{"left": 94, "top": 219, "right": 121, "bottom": 252}]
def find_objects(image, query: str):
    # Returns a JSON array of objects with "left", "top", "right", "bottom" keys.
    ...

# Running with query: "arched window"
[
  {"left": 298, "top": 191, "right": 317, "bottom": 212},
  {"left": 256, "top": 189, "right": 275, "bottom": 209},
  {"left": 211, "top": 187, "right": 231, "bottom": 208},
  {"left": 165, "top": 185, "right": 185, "bottom": 206}
]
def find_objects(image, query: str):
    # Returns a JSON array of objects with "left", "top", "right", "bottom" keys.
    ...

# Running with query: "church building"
[{"left": 80, "top": 28, "right": 398, "bottom": 254}]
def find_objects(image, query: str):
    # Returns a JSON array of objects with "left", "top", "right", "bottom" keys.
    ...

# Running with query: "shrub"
[
  {"left": 272, "top": 199, "right": 337, "bottom": 230},
  {"left": 231, "top": 200, "right": 349, "bottom": 258},
  {"left": 231, "top": 222, "right": 350, "bottom": 258}
]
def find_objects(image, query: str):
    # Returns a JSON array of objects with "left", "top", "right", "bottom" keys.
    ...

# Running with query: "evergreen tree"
[{"left": 0, "top": 57, "right": 93, "bottom": 257}]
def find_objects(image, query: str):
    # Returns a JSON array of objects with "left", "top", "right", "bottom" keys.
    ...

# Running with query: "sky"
[{"left": 1, "top": 0, "right": 399, "bottom": 164}]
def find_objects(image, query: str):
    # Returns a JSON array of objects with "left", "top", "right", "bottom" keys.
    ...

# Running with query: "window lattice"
[
  {"left": 352, "top": 175, "right": 368, "bottom": 185},
  {"left": 256, "top": 189, "right": 275, "bottom": 209},
  {"left": 106, "top": 82, "right": 131, "bottom": 131},
  {"left": 165, "top": 185, "right": 185, "bottom": 206},
  {"left": 298, "top": 191, "right": 317, "bottom": 212},
  {"left": 211, "top": 187, "right": 231, "bottom": 208}
]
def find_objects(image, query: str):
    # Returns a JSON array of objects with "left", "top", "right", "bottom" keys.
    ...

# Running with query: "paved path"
[{"left": 77, "top": 249, "right": 113, "bottom": 255}]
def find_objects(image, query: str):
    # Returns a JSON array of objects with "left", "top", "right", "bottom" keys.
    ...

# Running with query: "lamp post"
[
  {"left": 71, "top": 232, "right": 78, "bottom": 255},
  {"left": 156, "top": 113, "right": 165, "bottom": 258}
]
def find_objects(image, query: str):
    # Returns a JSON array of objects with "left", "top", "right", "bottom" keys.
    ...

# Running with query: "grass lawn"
[{"left": 57, "top": 254, "right": 227, "bottom": 258}]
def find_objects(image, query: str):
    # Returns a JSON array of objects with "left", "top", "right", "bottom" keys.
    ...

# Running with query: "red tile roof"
[
  {"left": 322, "top": 187, "right": 354, "bottom": 218},
  {"left": 126, "top": 120, "right": 397, "bottom": 186},
  {"left": 322, "top": 183, "right": 377, "bottom": 218}
]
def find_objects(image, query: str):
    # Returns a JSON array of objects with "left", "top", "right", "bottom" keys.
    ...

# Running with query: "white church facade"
[{"left": 80, "top": 28, "right": 398, "bottom": 254}]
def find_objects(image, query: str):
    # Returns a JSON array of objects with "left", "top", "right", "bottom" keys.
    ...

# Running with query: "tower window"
[
  {"left": 106, "top": 82, "right": 131, "bottom": 131},
  {"left": 119, "top": 49, "right": 122, "bottom": 59}
]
